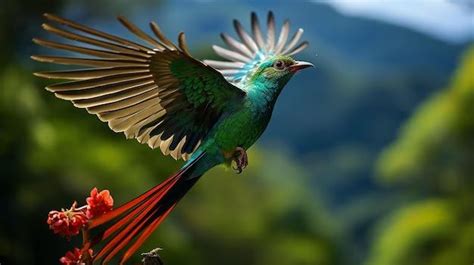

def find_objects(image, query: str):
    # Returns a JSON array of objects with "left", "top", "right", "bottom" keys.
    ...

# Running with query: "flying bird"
[{"left": 32, "top": 11, "right": 313, "bottom": 264}]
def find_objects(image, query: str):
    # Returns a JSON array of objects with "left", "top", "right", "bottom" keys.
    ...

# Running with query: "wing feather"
[
  {"left": 34, "top": 67, "right": 150, "bottom": 80},
  {"left": 72, "top": 82, "right": 156, "bottom": 108},
  {"left": 266, "top": 11, "right": 276, "bottom": 51},
  {"left": 53, "top": 78, "right": 155, "bottom": 100},
  {"left": 251, "top": 12, "right": 265, "bottom": 50},
  {"left": 41, "top": 23, "right": 150, "bottom": 57},
  {"left": 32, "top": 14, "right": 244, "bottom": 162},
  {"left": 118, "top": 16, "right": 165, "bottom": 49},
  {"left": 220, "top": 33, "right": 253, "bottom": 58},
  {"left": 212, "top": 45, "right": 252, "bottom": 63},
  {"left": 31, "top": 55, "right": 147, "bottom": 67},
  {"left": 287, "top": 41, "right": 309, "bottom": 56},
  {"left": 33, "top": 38, "right": 145, "bottom": 61},
  {"left": 86, "top": 89, "right": 159, "bottom": 114},
  {"left": 233, "top": 19, "right": 259, "bottom": 53},
  {"left": 45, "top": 73, "right": 152, "bottom": 92},
  {"left": 177, "top": 32, "right": 192, "bottom": 56},
  {"left": 204, "top": 11, "right": 309, "bottom": 88},
  {"left": 204, "top": 60, "right": 245, "bottom": 69},
  {"left": 274, "top": 20, "right": 290, "bottom": 54},
  {"left": 43, "top": 13, "right": 151, "bottom": 52},
  {"left": 149, "top": 21, "right": 177, "bottom": 50},
  {"left": 281, "top": 28, "right": 304, "bottom": 55}
]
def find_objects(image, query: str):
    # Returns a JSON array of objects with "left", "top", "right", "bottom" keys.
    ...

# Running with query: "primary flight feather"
[{"left": 32, "top": 11, "right": 313, "bottom": 264}]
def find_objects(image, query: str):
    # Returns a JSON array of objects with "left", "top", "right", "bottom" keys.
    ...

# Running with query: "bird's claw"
[{"left": 232, "top": 147, "right": 248, "bottom": 174}]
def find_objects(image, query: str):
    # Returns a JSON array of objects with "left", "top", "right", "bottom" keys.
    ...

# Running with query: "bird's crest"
[{"left": 203, "top": 11, "right": 309, "bottom": 89}]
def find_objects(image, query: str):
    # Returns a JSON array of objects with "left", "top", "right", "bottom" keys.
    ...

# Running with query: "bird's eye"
[{"left": 273, "top": 60, "right": 285, "bottom": 70}]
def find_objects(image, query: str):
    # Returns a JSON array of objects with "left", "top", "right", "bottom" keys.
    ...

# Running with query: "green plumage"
[
  {"left": 32, "top": 12, "right": 313, "bottom": 263},
  {"left": 32, "top": 12, "right": 310, "bottom": 162}
]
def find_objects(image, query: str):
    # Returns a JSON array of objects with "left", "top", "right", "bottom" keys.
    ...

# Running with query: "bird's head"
[{"left": 250, "top": 55, "right": 313, "bottom": 89}]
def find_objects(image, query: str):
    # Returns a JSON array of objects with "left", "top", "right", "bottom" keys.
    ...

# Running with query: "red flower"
[
  {"left": 59, "top": 247, "right": 93, "bottom": 265},
  {"left": 47, "top": 203, "right": 87, "bottom": 238},
  {"left": 86, "top": 187, "right": 114, "bottom": 218},
  {"left": 59, "top": 248, "right": 81, "bottom": 265}
]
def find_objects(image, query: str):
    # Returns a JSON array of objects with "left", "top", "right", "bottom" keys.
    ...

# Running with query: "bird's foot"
[{"left": 232, "top": 147, "right": 248, "bottom": 174}]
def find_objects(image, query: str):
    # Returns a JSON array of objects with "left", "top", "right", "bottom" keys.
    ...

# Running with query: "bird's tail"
[{"left": 87, "top": 151, "right": 208, "bottom": 264}]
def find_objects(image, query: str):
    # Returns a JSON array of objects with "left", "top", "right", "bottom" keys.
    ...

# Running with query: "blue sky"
[{"left": 321, "top": 0, "right": 473, "bottom": 43}]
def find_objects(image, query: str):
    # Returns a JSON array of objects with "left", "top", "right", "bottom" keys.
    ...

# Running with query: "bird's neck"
[{"left": 246, "top": 76, "right": 291, "bottom": 107}]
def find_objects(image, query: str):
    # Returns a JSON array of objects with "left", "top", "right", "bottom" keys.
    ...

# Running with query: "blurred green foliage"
[
  {"left": 378, "top": 47, "right": 474, "bottom": 190},
  {"left": 371, "top": 46, "right": 474, "bottom": 265}
]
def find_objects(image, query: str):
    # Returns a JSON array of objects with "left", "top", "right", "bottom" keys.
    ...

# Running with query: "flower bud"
[
  {"left": 47, "top": 204, "right": 87, "bottom": 238},
  {"left": 59, "top": 247, "right": 93, "bottom": 265}
]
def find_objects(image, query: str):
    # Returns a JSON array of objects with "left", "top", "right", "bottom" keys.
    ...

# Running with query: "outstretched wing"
[
  {"left": 32, "top": 14, "right": 244, "bottom": 160},
  {"left": 203, "top": 11, "right": 309, "bottom": 89}
]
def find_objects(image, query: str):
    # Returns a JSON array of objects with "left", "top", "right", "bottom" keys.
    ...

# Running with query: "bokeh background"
[{"left": 1, "top": 0, "right": 473, "bottom": 264}]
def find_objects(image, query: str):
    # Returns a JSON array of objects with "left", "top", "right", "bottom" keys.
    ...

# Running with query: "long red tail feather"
[{"left": 88, "top": 152, "right": 205, "bottom": 264}]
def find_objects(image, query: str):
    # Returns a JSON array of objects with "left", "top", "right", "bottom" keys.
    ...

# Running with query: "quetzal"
[{"left": 32, "top": 11, "right": 312, "bottom": 264}]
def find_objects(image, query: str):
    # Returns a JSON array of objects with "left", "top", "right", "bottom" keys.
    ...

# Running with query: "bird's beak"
[{"left": 289, "top": 61, "right": 314, "bottom": 73}]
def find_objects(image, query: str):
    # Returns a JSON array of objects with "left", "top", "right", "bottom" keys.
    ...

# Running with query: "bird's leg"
[{"left": 232, "top": 146, "right": 248, "bottom": 174}]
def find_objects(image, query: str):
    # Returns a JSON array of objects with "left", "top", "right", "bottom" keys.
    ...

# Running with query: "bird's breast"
[{"left": 211, "top": 99, "right": 272, "bottom": 153}]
